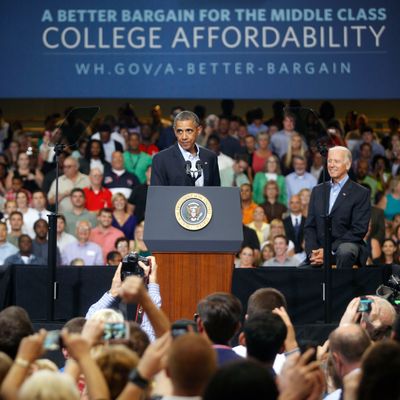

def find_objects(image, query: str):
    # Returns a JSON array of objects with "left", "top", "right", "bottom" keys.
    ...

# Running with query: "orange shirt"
[
  {"left": 242, "top": 202, "right": 258, "bottom": 225},
  {"left": 89, "top": 226, "right": 124, "bottom": 263}
]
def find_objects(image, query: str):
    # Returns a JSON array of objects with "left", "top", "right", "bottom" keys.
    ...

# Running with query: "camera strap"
[{"left": 135, "top": 304, "right": 144, "bottom": 325}]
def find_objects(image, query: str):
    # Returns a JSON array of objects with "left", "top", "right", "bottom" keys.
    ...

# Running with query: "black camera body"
[{"left": 121, "top": 252, "right": 150, "bottom": 281}]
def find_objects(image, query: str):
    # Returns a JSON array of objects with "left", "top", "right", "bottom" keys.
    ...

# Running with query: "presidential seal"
[{"left": 175, "top": 193, "right": 212, "bottom": 231}]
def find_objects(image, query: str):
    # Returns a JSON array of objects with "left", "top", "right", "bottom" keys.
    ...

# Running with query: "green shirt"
[{"left": 123, "top": 151, "right": 152, "bottom": 184}]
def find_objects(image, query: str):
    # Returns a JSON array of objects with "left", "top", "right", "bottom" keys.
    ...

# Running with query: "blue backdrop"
[{"left": 0, "top": 0, "right": 398, "bottom": 99}]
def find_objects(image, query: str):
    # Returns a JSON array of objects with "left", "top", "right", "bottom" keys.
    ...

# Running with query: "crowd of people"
[
  {"left": 0, "top": 101, "right": 398, "bottom": 268},
  {"left": 0, "top": 260, "right": 399, "bottom": 399}
]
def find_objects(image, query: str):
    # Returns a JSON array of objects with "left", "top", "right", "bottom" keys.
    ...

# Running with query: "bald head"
[
  {"left": 329, "top": 324, "right": 371, "bottom": 364},
  {"left": 167, "top": 333, "right": 216, "bottom": 396}
]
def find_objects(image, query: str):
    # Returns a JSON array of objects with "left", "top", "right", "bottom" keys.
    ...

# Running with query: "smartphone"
[
  {"left": 44, "top": 330, "right": 62, "bottom": 351},
  {"left": 102, "top": 322, "right": 130, "bottom": 341},
  {"left": 358, "top": 297, "right": 373, "bottom": 313}
]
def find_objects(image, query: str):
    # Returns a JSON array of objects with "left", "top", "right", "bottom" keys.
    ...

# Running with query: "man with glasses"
[{"left": 47, "top": 156, "right": 90, "bottom": 213}]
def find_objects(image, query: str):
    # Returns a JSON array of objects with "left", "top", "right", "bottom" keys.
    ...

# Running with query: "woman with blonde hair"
[
  {"left": 298, "top": 188, "right": 311, "bottom": 218},
  {"left": 377, "top": 176, "right": 400, "bottom": 221},
  {"left": 246, "top": 206, "right": 270, "bottom": 245},
  {"left": 112, "top": 192, "right": 137, "bottom": 240},
  {"left": 252, "top": 132, "right": 272, "bottom": 174},
  {"left": 253, "top": 154, "right": 287, "bottom": 205},
  {"left": 281, "top": 132, "right": 307, "bottom": 175},
  {"left": 130, "top": 221, "right": 151, "bottom": 257}
]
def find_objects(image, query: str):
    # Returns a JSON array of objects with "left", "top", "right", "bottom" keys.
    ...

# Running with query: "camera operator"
[{"left": 85, "top": 255, "right": 169, "bottom": 341}]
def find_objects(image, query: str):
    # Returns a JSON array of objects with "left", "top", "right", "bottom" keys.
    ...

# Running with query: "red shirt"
[
  {"left": 139, "top": 143, "right": 159, "bottom": 156},
  {"left": 83, "top": 187, "right": 112, "bottom": 212}
]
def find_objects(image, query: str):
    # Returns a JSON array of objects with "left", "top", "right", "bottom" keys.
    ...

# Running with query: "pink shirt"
[{"left": 89, "top": 226, "right": 124, "bottom": 263}]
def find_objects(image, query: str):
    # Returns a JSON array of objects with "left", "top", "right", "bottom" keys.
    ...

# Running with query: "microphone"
[
  {"left": 185, "top": 160, "right": 192, "bottom": 176},
  {"left": 195, "top": 160, "right": 203, "bottom": 179}
]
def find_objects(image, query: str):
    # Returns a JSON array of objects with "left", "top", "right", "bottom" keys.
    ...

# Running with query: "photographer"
[{"left": 85, "top": 256, "right": 169, "bottom": 341}]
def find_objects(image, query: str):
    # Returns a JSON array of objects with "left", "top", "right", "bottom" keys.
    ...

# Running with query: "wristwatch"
[{"left": 128, "top": 368, "right": 149, "bottom": 389}]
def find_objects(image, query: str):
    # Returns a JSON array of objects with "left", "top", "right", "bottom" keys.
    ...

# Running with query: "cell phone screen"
[
  {"left": 103, "top": 322, "right": 129, "bottom": 340},
  {"left": 44, "top": 330, "right": 62, "bottom": 351}
]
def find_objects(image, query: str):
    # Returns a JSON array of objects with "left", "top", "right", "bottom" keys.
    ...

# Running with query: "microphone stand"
[
  {"left": 317, "top": 141, "right": 333, "bottom": 323},
  {"left": 46, "top": 143, "right": 65, "bottom": 321}
]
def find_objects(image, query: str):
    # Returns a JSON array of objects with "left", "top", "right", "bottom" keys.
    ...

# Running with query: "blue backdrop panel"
[{"left": 0, "top": 0, "right": 398, "bottom": 98}]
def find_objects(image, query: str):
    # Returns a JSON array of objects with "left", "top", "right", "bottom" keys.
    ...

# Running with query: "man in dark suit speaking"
[
  {"left": 150, "top": 111, "right": 220, "bottom": 186},
  {"left": 304, "top": 146, "right": 370, "bottom": 268}
]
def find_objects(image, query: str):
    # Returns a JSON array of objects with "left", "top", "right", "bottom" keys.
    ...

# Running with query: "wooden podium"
[{"left": 144, "top": 186, "right": 242, "bottom": 322}]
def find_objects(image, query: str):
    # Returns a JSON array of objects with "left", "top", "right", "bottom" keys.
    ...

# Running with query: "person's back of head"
[
  {"left": 126, "top": 321, "right": 150, "bottom": 357},
  {"left": 247, "top": 288, "right": 287, "bottom": 317},
  {"left": 18, "top": 370, "right": 79, "bottom": 400},
  {"left": 94, "top": 344, "right": 139, "bottom": 399},
  {"left": 243, "top": 311, "right": 287, "bottom": 365},
  {"left": 197, "top": 292, "right": 242, "bottom": 345},
  {"left": 63, "top": 317, "right": 86, "bottom": 334},
  {"left": 0, "top": 306, "right": 33, "bottom": 359},
  {"left": 167, "top": 333, "right": 216, "bottom": 397},
  {"left": 203, "top": 360, "right": 278, "bottom": 400},
  {"left": 357, "top": 340, "right": 400, "bottom": 400}
]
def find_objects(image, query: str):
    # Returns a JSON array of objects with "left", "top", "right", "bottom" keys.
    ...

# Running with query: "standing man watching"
[
  {"left": 151, "top": 111, "right": 220, "bottom": 186},
  {"left": 304, "top": 146, "right": 371, "bottom": 268}
]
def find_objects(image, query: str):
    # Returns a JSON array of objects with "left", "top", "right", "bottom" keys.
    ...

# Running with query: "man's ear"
[
  {"left": 239, "top": 332, "right": 246, "bottom": 347},
  {"left": 196, "top": 316, "right": 204, "bottom": 333},
  {"left": 195, "top": 124, "right": 203, "bottom": 137}
]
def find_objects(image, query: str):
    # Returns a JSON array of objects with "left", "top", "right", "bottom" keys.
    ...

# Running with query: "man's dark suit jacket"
[
  {"left": 304, "top": 178, "right": 371, "bottom": 257},
  {"left": 283, "top": 215, "right": 305, "bottom": 254},
  {"left": 150, "top": 143, "right": 220, "bottom": 186}
]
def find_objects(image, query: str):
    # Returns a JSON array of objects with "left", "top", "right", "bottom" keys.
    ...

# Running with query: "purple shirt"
[{"left": 62, "top": 241, "right": 104, "bottom": 266}]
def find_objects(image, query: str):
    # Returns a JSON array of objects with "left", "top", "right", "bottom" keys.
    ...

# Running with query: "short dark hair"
[
  {"left": 244, "top": 312, "right": 287, "bottom": 364},
  {"left": 99, "top": 207, "right": 113, "bottom": 216},
  {"left": 9, "top": 211, "right": 23, "bottom": 219},
  {"left": 63, "top": 317, "right": 86, "bottom": 334},
  {"left": 33, "top": 218, "right": 48, "bottom": 231},
  {"left": 173, "top": 111, "right": 200, "bottom": 129},
  {"left": 98, "top": 123, "right": 111, "bottom": 133},
  {"left": 106, "top": 251, "right": 121, "bottom": 263},
  {"left": 18, "top": 234, "right": 32, "bottom": 246},
  {"left": 203, "top": 360, "right": 278, "bottom": 400},
  {"left": 70, "top": 188, "right": 85, "bottom": 197},
  {"left": 0, "top": 306, "right": 34, "bottom": 359},
  {"left": 197, "top": 292, "right": 242, "bottom": 345},
  {"left": 274, "top": 234, "right": 289, "bottom": 246},
  {"left": 247, "top": 288, "right": 287, "bottom": 317}
]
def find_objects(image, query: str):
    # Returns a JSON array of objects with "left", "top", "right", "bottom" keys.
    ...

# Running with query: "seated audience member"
[
  {"left": 83, "top": 168, "right": 112, "bottom": 212},
  {"left": 283, "top": 195, "right": 305, "bottom": 255},
  {"left": 4, "top": 234, "right": 45, "bottom": 267},
  {"left": 377, "top": 176, "right": 400, "bottom": 221},
  {"left": 90, "top": 208, "right": 124, "bottom": 263},
  {"left": 246, "top": 206, "right": 270, "bottom": 245},
  {"left": 23, "top": 190, "right": 50, "bottom": 238},
  {"left": 270, "top": 112, "right": 298, "bottom": 158},
  {"left": 4, "top": 176, "right": 26, "bottom": 202},
  {"left": 106, "top": 251, "right": 122, "bottom": 266},
  {"left": 236, "top": 246, "right": 256, "bottom": 269},
  {"left": 264, "top": 235, "right": 299, "bottom": 267},
  {"left": 298, "top": 188, "right": 311, "bottom": 218},
  {"left": 207, "top": 134, "right": 234, "bottom": 172},
  {"left": 56, "top": 215, "right": 77, "bottom": 253},
  {"left": 253, "top": 154, "right": 287, "bottom": 206},
  {"left": 241, "top": 312, "right": 287, "bottom": 375},
  {"left": 373, "top": 238, "right": 399, "bottom": 265},
  {"left": 267, "top": 219, "right": 295, "bottom": 255},
  {"left": 112, "top": 193, "right": 137, "bottom": 240},
  {"left": 6, "top": 211, "right": 25, "bottom": 247},
  {"left": 0, "top": 306, "right": 34, "bottom": 359},
  {"left": 47, "top": 156, "right": 90, "bottom": 213},
  {"left": 240, "top": 183, "right": 258, "bottom": 225},
  {"left": 87, "top": 257, "right": 168, "bottom": 341},
  {"left": 325, "top": 324, "right": 371, "bottom": 400},
  {"left": 123, "top": 132, "right": 153, "bottom": 184},
  {"left": 139, "top": 123, "right": 159, "bottom": 155},
  {"left": 94, "top": 123, "right": 124, "bottom": 163},
  {"left": 340, "top": 296, "right": 396, "bottom": 341},
  {"left": 285, "top": 156, "right": 317, "bottom": 201},
  {"left": 260, "top": 243, "right": 275, "bottom": 266},
  {"left": 15, "top": 190, "right": 36, "bottom": 238},
  {"left": 247, "top": 107, "right": 268, "bottom": 137},
  {"left": 128, "top": 165, "right": 151, "bottom": 223},
  {"left": 62, "top": 220, "right": 103, "bottom": 266},
  {"left": 218, "top": 116, "right": 243, "bottom": 159},
  {"left": 353, "top": 126, "right": 385, "bottom": 161},
  {"left": 104, "top": 150, "right": 140, "bottom": 199},
  {"left": 203, "top": 360, "right": 278, "bottom": 400},
  {"left": 281, "top": 132, "right": 308, "bottom": 175},
  {"left": 115, "top": 237, "right": 129, "bottom": 259},
  {"left": 242, "top": 225, "right": 260, "bottom": 261},
  {"left": 31, "top": 219, "right": 61, "bottom": 265},
  {"left": 252, "top": 132, "right": 272, "bottom": 174},
  {"left": 356, "top": 341, "right": 400, "bottom": 400},
  {"left": 2, "top": 200, "right": 17, "bottom": 230},
  {"left": 41, "top": 151, "right": 68, "bottom": 195},
  {"left": 63, "top": 188, "right": 97, "bottom": 236},
  {"left": 196, "top": 292, "right": 243, "bottom": 365},
  {"left": 5, "top": 151, "right": 43, "bottom": 193},
  {"left": 356, "top": 159, "right": 379, "bottom": 202},
  {"left": 310, "top": 151, "right": 324, "bottom": 181},
  {"left": 79, "top": 138, "right": 111, "bottom": 175},
  {"left": 0, "top": 222, "right": 17, "bottom": 265},
  {"left": 220, "top": 154, "right": 249, "bottom": 187},
  {"left": 130, "top": 221, "right": 151, "bottom": 256},
  {"left": 261, "top": 180, "right": 287, "bottom": 222},
  {"left": 372, "top": 154, "right": 391, "bottom": 194}
]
